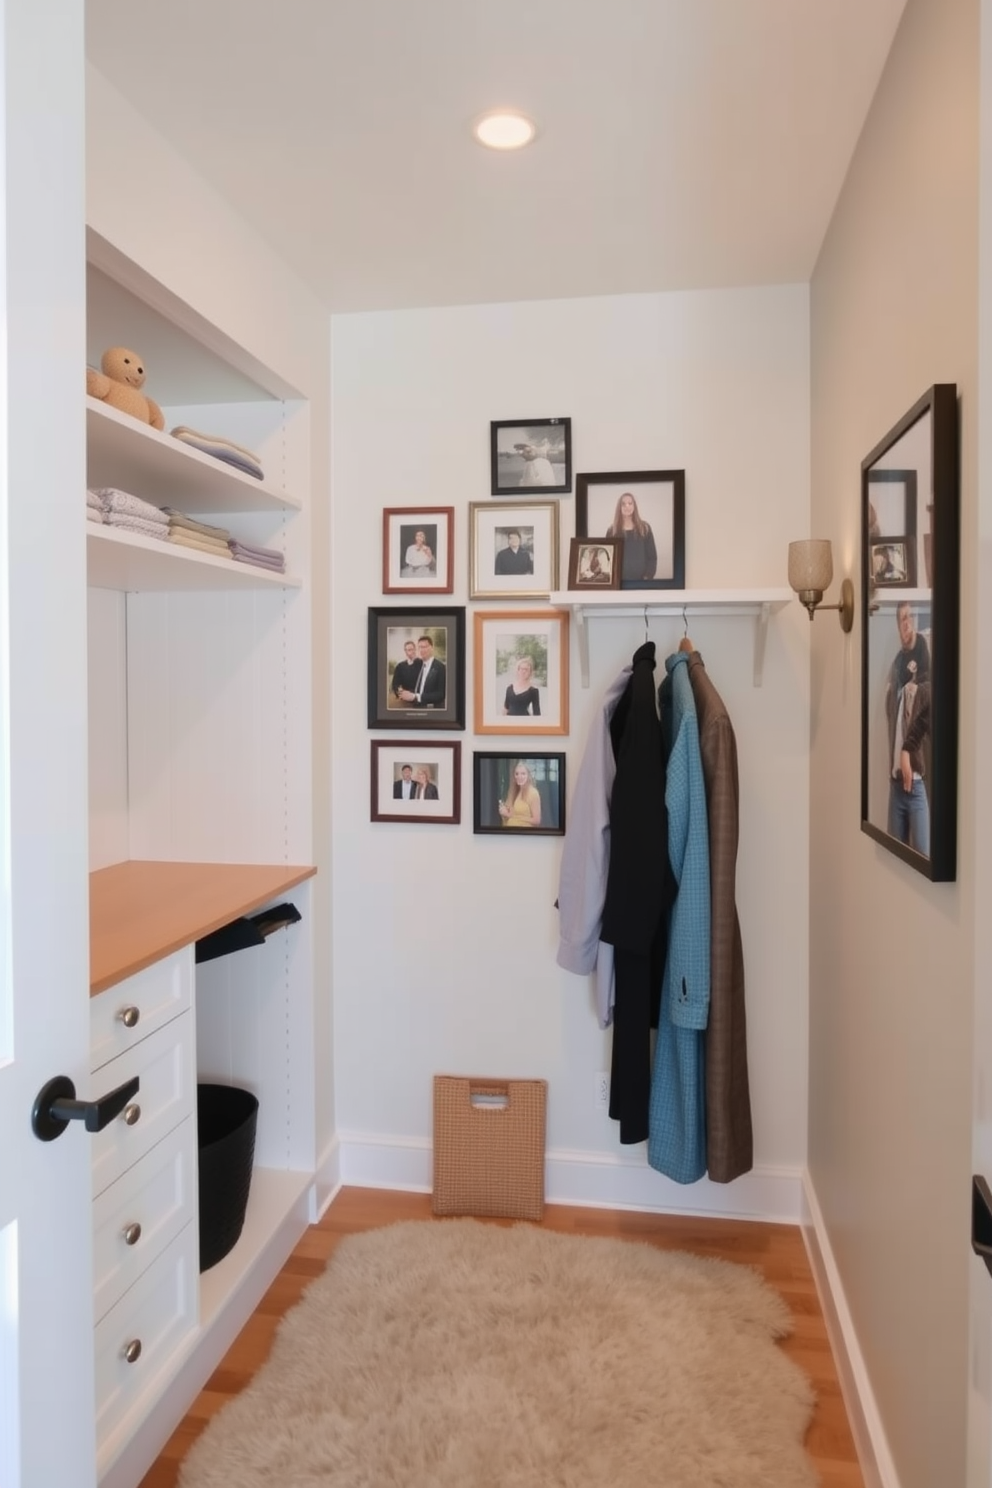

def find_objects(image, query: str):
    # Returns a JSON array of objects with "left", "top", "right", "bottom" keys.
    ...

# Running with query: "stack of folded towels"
[
  {"left": 170, "top": 426, "right": 265, "bottom": 481},
  {"left": 229, "top": 538, "right": 286, "bottom": 574},
  {"left": 90, "top": 487, "right": 169, "bottom": 540},
  {"left": 163, "top": 509, "right": 232, "bottom": 559},
  {"left": 86, "top": 489, "right": 106, "bottom": 523}
]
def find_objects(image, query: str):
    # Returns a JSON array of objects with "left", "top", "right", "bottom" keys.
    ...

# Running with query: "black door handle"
[
  {"left": 973, "top": 1175, "right": 992, "bottom": 1278},
  {"left": 32, "top": 1074, "right": 140, "bottom": 1142}
]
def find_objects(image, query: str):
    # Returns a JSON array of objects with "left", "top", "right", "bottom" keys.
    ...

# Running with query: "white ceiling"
[{"left": 85, "top": 0, "right": 907, "bottom": 316}]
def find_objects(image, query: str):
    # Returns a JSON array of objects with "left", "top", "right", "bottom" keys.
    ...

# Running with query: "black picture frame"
[
  {"left": 367, "top": 606, "right": 466, "bottom": 730},
  {"left": 575, "top": 470, "right": 686, "bottom": 589},
  {"left": 472, "top": 752, "right": 566, "bottom": 835},
  {"left": 860, "top": 384, "right": 959, "bottom": 881},
  {"left": 490, "top": 418, "right": 572, "bottom": 496}
]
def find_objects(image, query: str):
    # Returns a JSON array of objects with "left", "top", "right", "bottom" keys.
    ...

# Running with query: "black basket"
[{"left": 197, "top": 1083, "right": 259, "bottom": 1273}]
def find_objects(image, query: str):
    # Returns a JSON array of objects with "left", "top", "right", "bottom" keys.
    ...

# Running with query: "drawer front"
[
  {"left": 92, "top": 1014, "right": 194, "bottom": 1197},
  {"left": 91, "top": 949, "right": 193, "bottom": 1073},
  {"left": 95, "top": 1223, "right": 198, "bottom": 1466},
  {"left": 93, "top": 1117, "right": 196, "bottom": 1323}
]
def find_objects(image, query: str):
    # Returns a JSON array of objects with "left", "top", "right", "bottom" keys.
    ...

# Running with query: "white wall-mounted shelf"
[
  {"left": 86, "top": 398, "right": 302, "bottom": 514},
  {"left": 87, "top": 524, "right": 300, "bottom": 593},
  {"left": 548, "top": 588, "right": 793, "bottom": 687}
]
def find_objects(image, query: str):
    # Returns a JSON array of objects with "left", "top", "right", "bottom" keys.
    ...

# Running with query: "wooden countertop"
[{"left": 90, "top": 860, "right": 317, "bottom": 994}]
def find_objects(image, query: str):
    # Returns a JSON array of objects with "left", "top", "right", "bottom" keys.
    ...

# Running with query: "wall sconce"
[{"left": 788, "top": 539, "right": 854, "bottom": 632}]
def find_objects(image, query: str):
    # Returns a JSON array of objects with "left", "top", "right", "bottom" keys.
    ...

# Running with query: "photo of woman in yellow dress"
[{"left": 498, "top": 760, "right": 542, "bottom": 828}]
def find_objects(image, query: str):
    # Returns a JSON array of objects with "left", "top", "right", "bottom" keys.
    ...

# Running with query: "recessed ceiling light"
[{"left": 473, "top": 110, "right": 537, "bottom": 151}]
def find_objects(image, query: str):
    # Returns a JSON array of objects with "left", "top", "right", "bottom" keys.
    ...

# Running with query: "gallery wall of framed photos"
[{"left": 366, "top": 415, "right": 690, "bottom": 829}]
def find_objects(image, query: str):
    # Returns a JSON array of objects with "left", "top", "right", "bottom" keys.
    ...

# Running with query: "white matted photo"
[
  {"left": 468, "top": 500, "right": 559, "bottom": 599},
  {"left": 370, "top": 740, "right": 461, "bottom": 824},
  {"left": 575, "top": 470, "right": 685, "bottom": 589},
  {"left": 382, "top": 507, "right": 454, "bottom": 594},
  {"left": 473, "top": 609, "right": 569, "bottom": 736}
]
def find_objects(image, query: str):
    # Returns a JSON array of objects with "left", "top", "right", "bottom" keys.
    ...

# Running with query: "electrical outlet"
[{"left": 594, "top": 1071, "right": 610, "bottom": 1109}]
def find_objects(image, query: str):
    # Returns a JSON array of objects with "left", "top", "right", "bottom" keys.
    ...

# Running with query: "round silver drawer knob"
[
  {"left": 123, "top": 1103, "right": 141, "bottom": 1126},
  {"left": 123, "top": 1339, "right": 142, "bottom": 1365},
  {"left": 118, "top": 1006, "right": 140, "bottom": 1029},
  {"left": 123, "top": 1222, "right": 142, "bottom": 1247}
]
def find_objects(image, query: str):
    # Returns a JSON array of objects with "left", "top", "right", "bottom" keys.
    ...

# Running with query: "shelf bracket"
[
  {"left": 753, "top": 603, "right": 771, "bottom": 688},
  {"left": 574, "top": 605, "right": 591, "bottom": 688}
]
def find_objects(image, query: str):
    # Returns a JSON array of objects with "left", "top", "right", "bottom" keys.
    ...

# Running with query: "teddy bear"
[{"left": 86, "top": 347, "right": 165, "bottom": 431}]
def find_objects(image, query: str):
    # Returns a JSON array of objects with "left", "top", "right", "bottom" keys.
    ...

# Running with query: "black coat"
[{"left": 600, "top": 641, "right": 675, "bottom": 1143}]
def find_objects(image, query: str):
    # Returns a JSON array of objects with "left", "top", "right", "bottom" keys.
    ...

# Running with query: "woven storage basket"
[{"left": 432, "top": 1075, "right": 547, "bottom": 1220}]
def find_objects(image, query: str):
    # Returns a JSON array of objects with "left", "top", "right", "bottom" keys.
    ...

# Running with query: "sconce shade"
[{"left": 788, "top": 539, "right": 833, "bottom": 595}]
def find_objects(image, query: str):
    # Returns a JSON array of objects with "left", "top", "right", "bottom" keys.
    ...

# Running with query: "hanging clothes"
[
  {"left": 685, "top": 649, "right": 753, "bottom": 1182},
  {"left": 647, "top": 650, "right": 710, "bottom": 1183},
  {"left": 600, "top": 641, "right": 675, "bottom": 1144},
  {"left": 556, "top": 642, "right": 674, "bottom": 1146},
  {"left": 555, "top": 666, "right": 631, "bottom": 1029}
]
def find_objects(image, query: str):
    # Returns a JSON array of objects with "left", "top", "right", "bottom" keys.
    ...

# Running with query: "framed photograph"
[
  {"left": 371, "top": 740, "right": 461, "bottom": 825},
  {"left": 382, "top": 507, "right": 454, "bottom": 594},
  {"left": 869, "top": 536, "right": 917, "bottom": 589},
  {"left": 367, "top": 606, "right": 466, "bottom": 730},
  {"left": 861, "top": 384, "right": 959, "bottom": 881},
  {"left": 490, "top": 418, "right": 572, "bottom": 496},
  {"left": 567, "top": 537, "right": 622, "bottom": 590},
  {"left": 473, "top": 752, "right": 566, "bottom": 836},
  {"left": 473, "top": 609, "right": 569, "bottom": 736},
  {"left": 575, "top": 470, "right": 685, "bottom": 589},
  {"left": 468, "top": 500, "right": 559, "bottom": 599}
]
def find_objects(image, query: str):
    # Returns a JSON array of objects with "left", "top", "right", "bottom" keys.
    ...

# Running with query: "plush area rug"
[{"left": 179, "top": 1218, "right": 818, "bottom": 1487}]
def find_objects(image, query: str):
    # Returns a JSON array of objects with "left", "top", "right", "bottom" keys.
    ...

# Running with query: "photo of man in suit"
[
  {"left": 396, "top": 635, "right": 446, "bottom": 709},
  {"left": 393, "top": 764, "right": 416, "bottom": 799},
  {"left": 389, "top": 639, "right": 422, "bottom": 708}
]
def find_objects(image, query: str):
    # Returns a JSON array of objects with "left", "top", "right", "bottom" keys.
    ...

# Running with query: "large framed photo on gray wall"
[{"left": 860, "top": 384, "right": 959, "bottom": 881}]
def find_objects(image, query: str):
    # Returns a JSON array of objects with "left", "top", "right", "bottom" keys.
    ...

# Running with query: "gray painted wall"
[{"left": 809, "top": 0, "right": 979, "bottom": 1482}]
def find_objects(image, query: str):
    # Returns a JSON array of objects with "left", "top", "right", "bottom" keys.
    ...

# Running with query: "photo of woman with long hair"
[
  {"left": 606, "top": 491, "right": 657, "bottom": 582},
  {"left": 502, "top": 656, "right": 541, "bottom": 716},
  {"left": 497, "top": 760, "right": 542, "bottom": 828}
]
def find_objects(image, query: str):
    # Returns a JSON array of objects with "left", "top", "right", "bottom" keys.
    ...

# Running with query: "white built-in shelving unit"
[
  {"left": 85, "top": 233, "right": 317, "bottom": 1488},
  {"left": 549, "top": 587, "right": 793, "bottom": 687}
]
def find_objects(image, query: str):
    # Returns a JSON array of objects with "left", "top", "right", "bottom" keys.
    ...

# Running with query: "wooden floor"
[{"left": 139, "top": 1187, "right": 865, "bottom": 1488}]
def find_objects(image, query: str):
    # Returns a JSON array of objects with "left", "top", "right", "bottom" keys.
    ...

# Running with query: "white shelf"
[
  {"left": 548, "top": 587, "right": 793, "bottom": 687},
  {"left": 198, "top": 1166, "right": 313, "bottom": 1330},
  {"left": 87, "top": 524, "right": 300, "bottom": 593},
  {"left": 86, "top": 397, "right": 302, "bottom": 514}
]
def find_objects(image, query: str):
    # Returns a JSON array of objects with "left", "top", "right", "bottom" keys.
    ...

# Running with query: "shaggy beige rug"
[{"left": 179, "top": 1218, "right": 818, "bottom": 1487}]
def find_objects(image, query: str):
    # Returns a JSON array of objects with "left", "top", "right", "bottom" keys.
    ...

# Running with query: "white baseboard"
[
  {"left": 338, "top": 1130, "right": 805, "bottom": 1221},
  {"left": 801, "top": 1171, "right": 901, "bottom": 1488}
]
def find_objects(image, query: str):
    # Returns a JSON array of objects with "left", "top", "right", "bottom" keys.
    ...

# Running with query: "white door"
[{"left": 0, "top": 5, "right": 95, "bottom": 1486}]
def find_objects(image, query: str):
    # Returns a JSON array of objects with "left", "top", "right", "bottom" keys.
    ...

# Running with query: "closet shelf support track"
[{"left": 548, "top": 588, "right": 792, "bottom": 688}]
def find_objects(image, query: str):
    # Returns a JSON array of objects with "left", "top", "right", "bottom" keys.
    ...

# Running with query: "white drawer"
[
  {"left": 93, "top": 1117, "right": 196, "bottom": 1323},
  {"left": 91, "top": 948, "right": 193, "bottom": 1074},
  {"left": 92, "top": 1013, "right": 194, "bottom": 1198},
  {"left": 95, "top": 1223, "right": 198, "bottom": 1467}
]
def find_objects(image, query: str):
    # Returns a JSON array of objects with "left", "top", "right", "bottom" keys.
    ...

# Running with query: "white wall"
[
  {"left": 331, "top": 285, "right": 814, "bottom": 1214},
  {"left": 809, "top": 0, "right": 978, "bottom": 1483}
]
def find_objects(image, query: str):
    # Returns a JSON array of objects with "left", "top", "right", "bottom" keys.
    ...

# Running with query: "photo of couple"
[
  {"left": 387, "top": 632, "right": 447, "bottom": 710},
  {"left": 392, "top": 763, "right": 438, "bottom": 800}
]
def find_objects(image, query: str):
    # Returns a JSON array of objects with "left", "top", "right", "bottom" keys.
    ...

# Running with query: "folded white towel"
[
  {"left": 86, "top": 487, "right": 103, "bottom": 510},
  {"left": 94, "top": 487, "right": 168, "bottom": 524},
  {"left": 106, "top": 513, "right": 170, "bottom": 542},
  {"left": 86, "top": 506, "right": 106, "bottom": 523}
]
